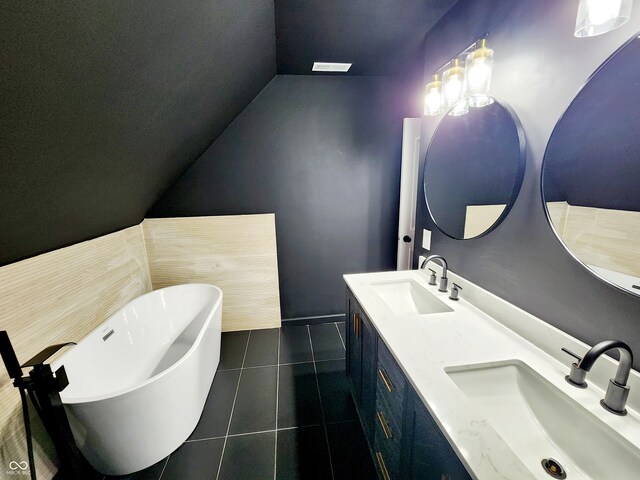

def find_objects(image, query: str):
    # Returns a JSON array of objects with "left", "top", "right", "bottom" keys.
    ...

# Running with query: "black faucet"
[{"left": 563, "top": 340, "right": 633, "bottom": 415}]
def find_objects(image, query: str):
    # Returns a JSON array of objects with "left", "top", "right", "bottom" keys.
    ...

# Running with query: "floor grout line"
[
  {"left": 219, "top": 357, "right": 345, "bottom": 372},
  {"left": 228, "top": 428, "right": 277, "bottom": 438},
  {"left": 184, "top": 435, "right": 226, "bottom": 443},
  {"left": 186, "top": 424, "right": 326, "bottom": 444},
  {"left": 274, "top": 328, "right": 281, "bottom": 480},
  {"left": 215, "top": 330, "right": 251, "bottom": 480},
  {"left": 277, "top": 424, "right": 322, "bottom": 431},
  {"left": 335, "top": 322, "right": 346, "bottom": 350},
  {"left": 156, "top": 454, "right": 170, "bottom": 480},
  {"left": 308, "top": 325, "right": 336, "bottom": 480}
]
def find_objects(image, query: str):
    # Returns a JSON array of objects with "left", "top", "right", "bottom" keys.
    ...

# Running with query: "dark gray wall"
[
  {"left": 150, "top": 75, "right": 410, "bottom": 319},
  {"left": 414, "top": 0, "right": 640, "bottom": 367},
  {"left": 0, "top": 0, "right": 276, "bottom": 266}
]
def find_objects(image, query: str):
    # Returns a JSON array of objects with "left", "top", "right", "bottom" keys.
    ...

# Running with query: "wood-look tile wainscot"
[
  {"left": 0, "top": 225, "right": 152, "bottom": 480},
  {"left": 0, "top": 214, "right": 282, "bottom": 479},
  {"left": 142, "top": 214, "right": 282, "bottom": 332},
  {"left": 547, "top": 202, "right": 640, "bottom": 278},
  {"left": 464, "top": 204, "right": 507, "bottom": 238}
]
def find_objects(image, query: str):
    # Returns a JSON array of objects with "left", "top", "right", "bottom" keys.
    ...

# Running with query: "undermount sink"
[
  {"left": 447, "top": 361, "right": 640, "bottom": 479},
  {"left": 370, "top": 279, "right": 453, "bottom": 316}
]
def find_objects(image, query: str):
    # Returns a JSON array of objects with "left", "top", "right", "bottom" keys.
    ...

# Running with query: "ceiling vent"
[{"left": 312, "top": 62, "right": 352, "bottom": 72}]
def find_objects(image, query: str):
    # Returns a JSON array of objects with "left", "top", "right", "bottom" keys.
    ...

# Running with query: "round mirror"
[
  {"left": 424, "top": 98, "right": 526, "bottom": 239},
  {"left": 542, "top": 34, "right": 640, "bottom": 297}
]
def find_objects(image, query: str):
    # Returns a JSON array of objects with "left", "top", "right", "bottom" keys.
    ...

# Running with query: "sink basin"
[
  {"left": 447, "top": 361, "right": 640, "bottom": 479},
  {"left": 370, "top": 279, "right": 453, "bottom": 315}
]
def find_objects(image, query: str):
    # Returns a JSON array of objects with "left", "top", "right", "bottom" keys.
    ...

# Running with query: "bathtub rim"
[{"left": 55, "top": 283, "right": 223, "bottom": 405}]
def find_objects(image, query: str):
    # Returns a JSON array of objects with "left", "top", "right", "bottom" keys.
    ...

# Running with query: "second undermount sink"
[
  {"left": 447, "top": 361, "right": 640, "bottom": 479},
  {"left": 370, "top": 279, "right": 453, "bottom": 316}
]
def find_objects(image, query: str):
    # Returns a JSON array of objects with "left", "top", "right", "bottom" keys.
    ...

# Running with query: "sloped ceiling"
[
  {"left": 1, "top": 0, "right": 457, "bottom": 266},
  {"left": 0, "top": 0, "right": 276, "bottom": 265}
]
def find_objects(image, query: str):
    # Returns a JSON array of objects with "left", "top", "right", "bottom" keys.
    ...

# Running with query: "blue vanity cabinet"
[
  {"left": 346, "top": 289, "right": 377, "bottom": 440},
  {"left": 346, "top": 288, "right": 473, "bottom": 480},
  {"left": 373, "top": 341, "right": 408, "bottom": 479},
  {"left": 405, "top": 392, "right": 472, "bottom": 480},
  {"left": 347, "top": 290, "right": 363, "bottom": 402}
]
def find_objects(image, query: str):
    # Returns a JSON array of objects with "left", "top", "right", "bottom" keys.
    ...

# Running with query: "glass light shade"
[
  {"left": 448, "top": 98, "right": 469, "bottom": 117},
  {"left": 442, "top": 59, "right": 465, "bottom": 108},
  {"left": 424, "top": 75, "right": 443, "bottom": 116},
  {"left": 464, "top": 40, "right": 495, "bottom": 107},
  {"left": 575, "top": 0, "right": 633, "bottom": 38}
]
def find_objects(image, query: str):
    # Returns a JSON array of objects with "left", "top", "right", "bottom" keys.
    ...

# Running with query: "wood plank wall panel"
[
  {"left": 142, "top": 215, "right": 281, "bottom": 332},
  {"left": 0, "top": 225, "right": 152, "bottom": 479}
]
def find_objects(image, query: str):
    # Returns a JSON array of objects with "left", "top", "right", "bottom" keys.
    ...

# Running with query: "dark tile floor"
[{"left": 106, "top": 322, "right": 376, "bottom": 480}]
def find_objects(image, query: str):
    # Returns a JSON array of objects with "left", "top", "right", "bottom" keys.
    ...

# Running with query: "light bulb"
[
  {"left": 425, "top": 88, "right": 441, "bottom": 114},
  {"left": 587, "top": 0, "right": 622, "bottom": 25},
  {"left": 444, "top": 74, "right": 462, "bottom": 102},
  {"left": 467, "top": 58, "right": 491, "bottom": 89},
  {"left": 464, "top": 39, "right": 494, "bottom": 105},
  {"left": 442, "top": 60, "right": 465, "bottom": 107},
  {"left": 423, "top": 75, "right": 443, "bottom": 116}
]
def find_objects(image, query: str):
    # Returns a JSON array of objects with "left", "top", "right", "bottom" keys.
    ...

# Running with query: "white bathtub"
[{"left": 53, "top": 283, "right": 223, "bottom": 475}]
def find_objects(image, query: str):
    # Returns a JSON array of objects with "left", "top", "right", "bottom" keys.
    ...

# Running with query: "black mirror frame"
[
  {"left": 540, "top": 32, "right": 640, "bottom": 299},
  {"left": 423, "top": 97, "right": 527, "bottom": 240}
]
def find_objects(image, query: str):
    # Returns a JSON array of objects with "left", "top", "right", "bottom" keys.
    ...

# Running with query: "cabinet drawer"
[
  {"left": 374, "top": 426, "right": 400, "bottom": 480},
  {"left": 375, "top": 388, "right": 402, "bottom": 452},
  {"left": 376, "top": 341, "right": 406, "bottom": 420}
]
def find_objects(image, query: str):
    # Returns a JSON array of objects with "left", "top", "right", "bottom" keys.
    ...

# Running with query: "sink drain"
[{"left": 541, "top": 458, "right": 567, "bottom": 479}]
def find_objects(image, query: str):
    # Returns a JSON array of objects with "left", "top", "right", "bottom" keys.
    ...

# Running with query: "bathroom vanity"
[
  {"left": 344, "top": 267, "right": 640, "bottom": 480},
  {"left": 346, "top": 285, "right": 470, "bottom": 480}
]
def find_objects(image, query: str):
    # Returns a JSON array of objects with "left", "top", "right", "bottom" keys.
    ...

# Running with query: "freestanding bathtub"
[{"left": 53, "top": 283, "right": 223, "bottom": 475}]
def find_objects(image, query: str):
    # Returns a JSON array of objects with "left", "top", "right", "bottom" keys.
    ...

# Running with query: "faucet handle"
[
  {"left": 561, "top": 347, "right": 582, "bottom": 362},
  {"left": 428, "top": 268, "right": 437, "bottom": 285},
  {"left": 562, "top": 347, "right": 588, "bottom": 388},
  {"left": 449, "top": 283, "right": 462, "bottom": 301}
]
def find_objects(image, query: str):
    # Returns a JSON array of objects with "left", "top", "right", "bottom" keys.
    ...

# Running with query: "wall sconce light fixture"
[
  {"left": 424, "top": 74, "right": 443, "bottom": 116},
  {"left": 575, "top": 0, "right": 633, "bottom": 38},
  {"left": 424, "top": 37, "right": 493, "bottom": 117}
]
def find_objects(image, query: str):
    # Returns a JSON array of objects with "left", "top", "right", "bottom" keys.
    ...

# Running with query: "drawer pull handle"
[
  {"left": 376, "top": 452, "right": 391, "bottom": 480},
  {"left": 379, "top": 368, "right": 394, "bottom": 393},
  {"left": 377, "top": 411, "right": 393, "bottom": 439},
  {"left": 353, "top": 312, "right": 360, "bottom": 337}
]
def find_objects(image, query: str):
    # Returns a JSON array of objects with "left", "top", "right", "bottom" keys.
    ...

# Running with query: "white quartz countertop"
[{"left": 344, "top": 269, "right": 640, "bottom": 480}]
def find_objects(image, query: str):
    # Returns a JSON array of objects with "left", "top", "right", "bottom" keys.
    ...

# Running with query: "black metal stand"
[{"left": 0, "top": 331, "right": 101, "bottom": 480}]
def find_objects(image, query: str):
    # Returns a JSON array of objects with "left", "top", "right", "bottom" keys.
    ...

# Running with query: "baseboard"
[{"left": 281, "top": 313, "right": 346, "bottom": 326}]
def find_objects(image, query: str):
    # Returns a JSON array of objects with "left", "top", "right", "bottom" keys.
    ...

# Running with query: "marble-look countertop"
[{"left": 344, "top": 269, "right": 640, "bottom": 480}]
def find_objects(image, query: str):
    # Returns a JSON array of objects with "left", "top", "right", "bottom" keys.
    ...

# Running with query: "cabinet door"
[
  {"left": 347, "top": 295, "right": 362, "bottom": 403},
  {"left": 360, "top": 315, "right": 377, "bottom": 439},
  {"left": 408, "top": 395, "right": 472, "bottom": 480}
]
